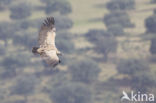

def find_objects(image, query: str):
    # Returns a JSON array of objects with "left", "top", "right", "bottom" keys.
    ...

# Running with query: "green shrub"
[
  {"left": 103, "top": 11, "right": 134, "bottom": 28},
  {"left": 10, "top": 74, "right": 39, "bottom": 95},
  {"left": 69, "top": 59, "right": 100, "bottom": 83},
  {"left": 150, "top": 38, "right": 156, "bottom": 54},
  {"left": 145, "top": 15, "right": 156, "bottom": 33},
  {"left": 50, "top": 83, "right": 93, "bottom": 103},
  {"left": 10, "top": 3, "right": 32, "bottom": 20},
  {"left": 106, "top": 0, "right": 135, "bottom": 11},
  {"left": 117, "top": 59, "right": 149, "bottom": 75}
]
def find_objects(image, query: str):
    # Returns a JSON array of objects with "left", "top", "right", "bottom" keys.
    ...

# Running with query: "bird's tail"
[{"left": 32, "top": 47, "right": 39, "bottom": 54}]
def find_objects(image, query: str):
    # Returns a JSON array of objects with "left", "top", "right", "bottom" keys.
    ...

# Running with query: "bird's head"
[{"left": 52, "top": 27, "right": 56, "bottom": 32}]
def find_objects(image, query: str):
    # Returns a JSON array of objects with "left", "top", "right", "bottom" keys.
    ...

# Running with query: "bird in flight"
[{"left": 32, "top": 17, "right": 62, "bottom": 67}]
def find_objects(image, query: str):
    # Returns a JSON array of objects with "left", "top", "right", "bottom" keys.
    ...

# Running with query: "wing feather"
[{"left": 38, "top": 17, "right": 56, "bottom": 49}]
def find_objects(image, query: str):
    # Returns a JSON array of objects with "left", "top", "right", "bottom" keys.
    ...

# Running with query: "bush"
[
  {"left": 0, "top": 22, "right": 18, "bottom": 40},
  {"left": 56, "top": 31, "right": 74, "bottom": 53},
  {"left": 55, "top": 16, "right": 73, "bottom": 30},
  {"left": 41, "top": 0, "right": 72, "bottom": 15},
  {"left": 56, "top": 38, "right": 74, "bottom": 54},
  {"left": 40, "top": 0, "right": 56, "bottom": 4},
  {"left": 106, "top": 0, "right": 135, "bottom": 11},
  {"left": 68, "top": 59, "right": 100, "bottom": 83},
  {"left": 150, "top": 55, "right": 156, "bottom": 62},
  {"left": 151, "top": 0, "right": 156, "bottom": 3},
  {"left": 85, "top": 29, "right": 113, "bottom": 42},
  {"left": 28, "top": 19, "right": 42, "bottom": 28},
  {"left": 117, "top": 59, "right": 155, "bottom": 92},
  {"left": 1, "top": 52, "right": 32, "bottom": 69},
  {"left": 0, "top": 0, "right": 12, "bottom": 5},
  {"left": 95, "top": 36, "right": 117, "bottom": 61},
  {"left": 0, "top": 0, "right": 12, "bottom": 10},
  {"left": 145, "top": 15, "right": 156, "bottom": 33},
  {"left": 0, "top": 46, "right": 5, "bottom": 55},
  {"left": 0, "top": 54, "right": 32, "bottom": 78},
  {"left": 13, "top": 33, "right": 37, "bottom": 49},
  {"left": 103, "top": 11, "right": 134, "bottom": 28},
  {"left": 0, "top": 88, "right": 7, "bottom": 100},
  {"left": 18, "top": 19, "right": 43, "bottom": 29},
  {"left": 150, "top": 38, "right": 156, "bottom": 54},
  {"left": 0, "top": 4, "right": 5, "bottom": 11},
  {"left": 10, "top": 3, "right": 32, "bottom": 20},
  {"left": 107, "top": 24, "right": 124, "bottom": 36},
  {"left": 117, "top": 59, "right": 149, "bottom": 75},
  {"left": 19, "top": 21, "right": 31, "bottom": 29},
  {"left": 45, "top": 1, "right": 72, "bottom": 15},
  {"left": 10, "top": 74, "right": 39, "bottom": 95},
  {"left": 85, "top": 29, "right": 117, "bottom": 61},
  {"left": 1, "top": 56, "right": 19, "bottom": 68},
  {"left": 154, "top": 9, "right": 156, "bottom": 14},
  {"left": 131, "top": 71, "right": 155, "bottom": 92},
  {"left": 50, "top": 83, "right": 93, "bottom": 103},
  {"left": 0, "top": 56, "right": 18, "bottom": 78}
]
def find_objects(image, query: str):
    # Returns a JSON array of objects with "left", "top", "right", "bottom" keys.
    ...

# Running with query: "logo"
[
  {"left": 121, "top": 91, "right": 131, "bottom": 101},
  {"left": 121, "top": 91, "right": 155, "bottom": 102}
]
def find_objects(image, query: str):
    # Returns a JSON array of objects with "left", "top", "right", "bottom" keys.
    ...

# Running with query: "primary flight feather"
[{"left": 32, "top": 17, "right": 62, "bottom": 67}]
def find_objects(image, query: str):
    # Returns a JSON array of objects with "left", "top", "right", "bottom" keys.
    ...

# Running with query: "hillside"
[{"left": 0, "top": 0, "right": 156, "bottom": 103}]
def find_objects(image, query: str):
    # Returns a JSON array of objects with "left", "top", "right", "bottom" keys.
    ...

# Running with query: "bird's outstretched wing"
[
  {"left": 38, "top": 17, "right": 57, "bottom": 50},
  {"left": 37, "top": 17, "right": 61, "bottom": 67}
]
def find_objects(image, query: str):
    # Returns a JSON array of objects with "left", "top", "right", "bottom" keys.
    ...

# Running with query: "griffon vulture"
[{"left": 32, "top": 17, "right": 62, "bottom": 67}]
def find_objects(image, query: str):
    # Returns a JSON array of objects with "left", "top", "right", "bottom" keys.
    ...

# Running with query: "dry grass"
[
  {"left": 0, "top": 10, "right": 11, "bottom": 22},
  {"left": 98, "top": 63, "right": 117, "bottom": 82},
  {"left": 68, "top": 0, "right": 109, "bottom": 33}
]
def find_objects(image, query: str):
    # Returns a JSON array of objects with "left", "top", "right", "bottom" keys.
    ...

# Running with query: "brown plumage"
[{"left": 32, "top": 17, "right": 61, "bottom": 67}]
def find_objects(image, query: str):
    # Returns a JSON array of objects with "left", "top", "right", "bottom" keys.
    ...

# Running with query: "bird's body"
[
  {"left": 32, "top": 17, "right": 61, "bottom": 67},
  {"left": 41, "top": 50, "right": 60, "bottom": 67}
]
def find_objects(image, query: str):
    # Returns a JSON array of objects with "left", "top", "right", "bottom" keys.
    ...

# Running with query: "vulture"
[{"left": 32, "top": 17, "right": 62, "bottom": 67}]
